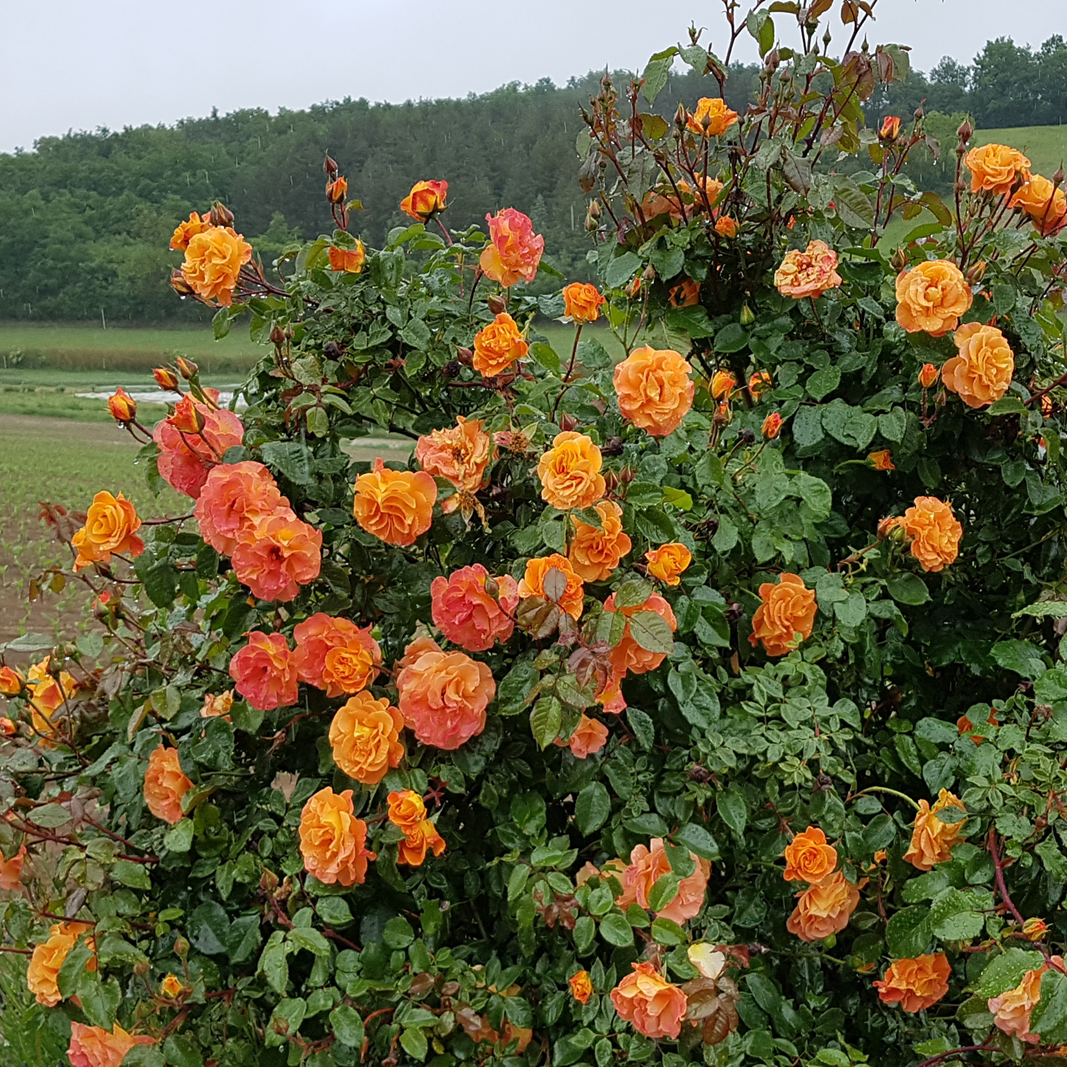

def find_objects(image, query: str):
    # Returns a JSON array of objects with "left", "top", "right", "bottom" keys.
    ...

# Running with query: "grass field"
[{"left": 977, "top": 125, "right": 1067, "bottom": 178}]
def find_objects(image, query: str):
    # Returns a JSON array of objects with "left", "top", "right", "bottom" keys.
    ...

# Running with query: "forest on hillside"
[{"left": 1, "top": 33, "right": 1065, "bottom": 322}]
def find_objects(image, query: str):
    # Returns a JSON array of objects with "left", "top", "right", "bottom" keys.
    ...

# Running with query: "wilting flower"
[
  {"left": 0, "top": 666, "right": 22, "bottom": 695},
  {"left": 329, "top": 692, "right": 405, "bottom": 785},
  {"left": 669, "top": 280, "right": 700, "bottom": 308},
  {"left": 562, "top": 282, "right": 606, "bottom": 324},
  {"left": 570, "top": 970, "right": 594, "bottom": 1004},
  {"left": 400, "top": 180, "right": 448, "bottom": 221},
  {"left": 783, "top": 826, "right": 838, "bottom": 884},
  {"left": 942, "top": 323, "right": 1014, "bottom": 408},
  {"left": 480, "top": 208, "right": 544, "bottom": 287},
  {"left": 26, "top": 657, "right": 77, "bottom": 746},
  {"left": 786, "top": 870, "right": 861, "bottom": 941},
  {"left": 0, "top": 845, "right": 26, "bottom": 890},
  {"left": 686, "top": 97, "right": 739, "bottom": 137},
  {"left": 67, "top": 1022, "right": 154, "bottom": 1067},
  {"left": 71, "top": 491, "right": 144, "bottom": 571},
  {"left": 200, "top": 691, "right": 233, "bottom": 719},
  {"left": 749, "top": 573, "right": 817, "bottom": 657},
  {"left": 325, "top": 176, "right": 348, "bottom": 203},
  {"left": 537, "top": 431, "right": 606, "bottom": 511},
  {"left": 519, "top": 554, "right": 586, "bottom": 620},
  {"left": 568, "top": 500, "right": 632, "bottom": 582},
  {"left": 894, "top": 260, "right": 972, "bottom": 336},
  {"left": 180, "top": 225, "right": 253, "bottom": 306},
  {"left": 988, "top": 959, "right": 1065, "bottom": 1042},
  {"left": 229, "top": 631, "right": 298, "bottom": 711},
  {"left": 327, "top": 242, "right": 366, "bottom": 273},
  {"left": 616, "top": 837, "right": 710, "bottom": 924},
  {"left": 472, "top": 312, "right": 529, "bottom": 378},
  {"left": 868, "top": 449, "right": 895, "bottom": 471},
  {"left": 711, "top": 370, "right": 736, "bottom": 399},
  {"left": 904, "top": 789, "right": 967, "bottom": 870},
  {"left": 610, "top": 962, "right": 688, "bottom": 1040},
  {"left": 298, "top": 787, "right": 374, "bottom": 886},
  {"left": 397, "top": 650, "right": 495, "bottom": 750},
  {"left": 160, "top": 974, "right": 185, "bottom": 998},
  {"left": 143, "top": 746, "right": 193, "bottom": 825},
  {"left": 748, "top": 371, "right": 773, "bottom": 399},
  {"left": 415, "top": 416, "right": 495, "bottom": 510},
  {"left": 353, "top": 458, "right": 437, "bottom": 546},
  {"left": 644, "top": 543, "right": 691, "bottom": 586},
  {"left": 170, "top": 211, "right": 210, "bottom": 251},
  {"left": 613, "top": 346, "right": 695, "bottom": 437},
  {"left": 965, "top": 143, "right": 1031, "bottom": 196},
  {"left": 896, "top": 496, "right": 963, "bottom": 573},
  {"left": 774, "top": 240, "right": 843, "bottom": 299},
  {"left": 431, "top": 565, "right": 518, "bottom": 650},
  {"left": 874, "top": 954, "right": 952, "bottom": 1013}
]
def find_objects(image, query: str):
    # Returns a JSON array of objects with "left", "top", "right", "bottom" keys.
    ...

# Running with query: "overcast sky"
[{"left": 3, "top": 0, "right": 1063, "bottom": 154}]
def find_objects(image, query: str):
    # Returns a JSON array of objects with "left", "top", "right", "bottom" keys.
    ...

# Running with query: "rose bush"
[{"left": 6, "top": 3, "right": 1067, "bottom": 1065}]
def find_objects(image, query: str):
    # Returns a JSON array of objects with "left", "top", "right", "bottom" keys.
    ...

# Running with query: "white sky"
[{"left": 2, "top": 0, "right": 1063, "bottom": 153}]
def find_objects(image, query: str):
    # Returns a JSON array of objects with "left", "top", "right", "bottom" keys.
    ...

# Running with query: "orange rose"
[
  {"left": 965, "top": 143, "right": 1031, "bottom": 196},
  {"left": 613, "top": 346, "right": 695, "bottom": 437},
  {"left": 895, "top": 260, "right": 972, "bottom": 336},
  {"left": 610, "top": 962, "right": 688, "bottom": 1040},
  {"left": 786, "top": 870, "right": 861, "bottom": 941},
  {"left": 397, "top": 650, "right": 495, "bottom": 750},
  {"left": 783, "top": 826, "right": 838, "bottom": 884},
  {"left": 353, "top": 457, "right": 437, "bottom": 546},
  {"left": 762, "top": 412, "right": 783, "bottom": 439},
  {"left": 563, "top": 282, "right": 606, "bottom": 324},
  {"left": 143, "top": 746, "right": 193, "bottom": 825},
  {"left": 903, "top": 789, "right": 967, "bottom": 870},
  {"left": 919, "top": 363, "right": 939, "bottom": 389},
  {"left": 180, "top": 225, "right": 253, "bottom": 306},
  {"left": 72, "top": 491, "right": 144, "bottom": 571},
  {"left": 616, "top": 837, "right": 710, "bottom": 924},
  {"left": 537, "top": 431, "right": 605, "bottom": 511},
  {"left": 566, "top": 714, "right": 609, "bottom": 758},
  {"left": 989, "top": 963, "right": 1047, "bottom": 1042},
  {"left": 669, "top": 280, "right": 700, "bottom": 308},
  {"left": 400, "top": 179, "right": 448, "bottom": 221},
  {"left": 604, "top": 591, "right": 677, "bottom": 675},
  {"left": 874, "top": 954, "right": 952, "bottom": 1013},
  {"left": 293, "top": 613, "right": 382, "bottom": 695},
  {"left": 774, "top": 240, "right": 843, "bottom": 299},
  {"left": 229, "top": 630, "right": 298, "bottom": 711},
  {"left": 387, "top": 789, "right": 427, "bottom": 836},
  {"left": 107, "top": 387, "right": 136, "bottom": 423},
  {"left": 231, "top": 510, "right": 322, "bottom": 602},
  {"left": 715, "top": 215, "right": 738, "bottom": 237},
  {"left": 325, "top": 176, "right": 348, "bottom": 203},
  {"left": 68, "top": 1022, "right": 155, "bottom": 1067},
  {"left": 299, "top": 787, "right": 374, "bottom": 886},
  {"left": 568, "top": 500, "right": 632, "bottom": 582},
  {"left": 0, "top": 665, "right": 22, "bottom": 695},
  {"left": 644, "top": 542, "right": 691, "bottom": 586},
  {"left": 711, "top": 370, "right": 736, "bottom": 399},
  {"left": 170, "top": 211, "right": 210, "bottom": 251},
  {"left": 327, "top": 242, "right": 366, "bottom": 273},
  {"left": 1011, "top": 172, "right": 1067, "bottom": 235},
  {"left": 26, "top": 657, "right": 77, "bottom": 747},
  {"left": 200, "top": 691, "right": 233, "bottom": 719},
  {"left": 329, "top": 692, "right": 405, "bottom": 785},
  {"left": 942, "top": 322, "right": 1014, "bottom": 408},
  {"left": 749, "top": 573, "right": 817, "bottom": 657},
  {"left": 415, "top": 416, "right": 495, "bottom": 510},
  {"left": 519, "top": 554, "right": 586, "bottom": 621},
  {"left": 27, "top": 921, "right": 95, "bottom": 1006},
  {"left": 0, "top": 717, "right": 14, "bottom": 737},
  {"left": 431, "top": 564, "right": 518, "bottom": 651},
  {"left": 749, "top": 371, "right": 773, "bottom": 399},
  {"left": 0, "top": 845, "right": 26, "bottom": 890},
  {"left": 686, "top": 97, "right": 739, "bottom": 137},
  {"left": 472, "top": 312, "right": 529, "bottom": 378},
  {"left": 898, "top": 496, "right": 962, "bottom": 573},
  {"left": 194, "top": 461, "right": 287, "bottom": 556},
  {"left": 396, "top": 633, "right": 443, "bottom": 671},
  {"left": 570, "top": 970, "right": 594, "bottom": 1004},
  {"left": 387, "top": 789, "right": 447, "bottom": 866},
  {"left": 480, "top": 208, "right": 544, "bottom": 287},
  {"left": 868, "top": 449, "right": 895, "bottom": 471}
]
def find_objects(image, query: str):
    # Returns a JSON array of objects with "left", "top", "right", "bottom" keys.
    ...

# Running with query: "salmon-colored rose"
[
  {"left": 711, "top": 370, "right": 736, "bottom": 399},
  {"left": 231, "top": 511, "right": 322, "bottom": 602},
  {"left": 396, "top": 634, "right": 442, "bottom": 671},
  {"left": 294, "top": 614, "right": 381, "bottom": 696},
  {"left": 604, "top": 592, "right": 677, "bottom": 675},
  {"left": 327, "top": 242, "right": 366, "bottom": 273},
  {"left": 898, "top": 496, "right": 962, "bottom": 573},
  {"left": 783, "top": 826, "right": 838, "bottom": 884},
  {"left": 27, "top": 921, "right": 95, "bottom": 1006},
  {"left": 387, "top": 789, "right": 446, "bottom": 866},
  {"left": 762, "top": 412, "right": 783, "bottom": 440},
  {"left": 874, "top": 954, "right": 952, "bottom": 1013},
  {"left": 71, "top": 491, "right": 144, "bottom": 571},
  {"left": 353, "top": 458, "right": 437, "bottom": 546},
  {"left": 107, "top": 387, "right": 136, "bottom": 423},
  {"left": 869, "top": 449, "right": 895, "bottom": 471},
  {"left": 472, "top": 313, "right": 529, "bottom": 378},
  {"left": 568, "top": 500, "right": 632, "bottom": 582},
  {"left": 919, "top": 363, "right": 939, "bottom": 389},
  {"left": 397, "top": 650, "right": 495, "bottom": 750},
  {"left": 537, "top": 431, "right": 606, "bottom": 511},
  {"left": 153, "top": 399, "right": 244, "bottom": 499},
  {"left": 942, "top": 322, "right": 1014, "bottom": 408},
  {"left": 563, "top": 282, "right": 606, "bottom": 324},
  {"left": 774, "top": 240, "right": 843, "bottom": 299},
  {"left": 229, "top": 631, "right": 298, "bottom": 711},
  {"left": 989, "top": 959, "right": 1065, "bottom": 1042},
  {"left": 194, "top": 461, "right": 287, "bottom": 556},
  {"left": 26, "top": 657, "right": 77, "bottom": 747},
  {"left": 415, "top": 416, "right": 495, "bottom": 510},
  {"left": 143, "top": 746, "right": 192, "bottom": 825},
  {"left": 965, "top": 143, "right": 1031, "bottom": 196},
  {"left": 519, "top": 554, "right": 586, "bottom": 621},
  {"left": 68, "top": 1022, "right": 155, "bottom": 1067},
  {"left": 641, "top": 179, "right": 723, "bottom": 222},
  {"left": 400, "top": 180, "right": 448, "bottom": 221},
  {"left": 570, "top": 970, "right": 593, "bottom": 1004},
  {"left": 200, "top": 691, "right": 233, "bottom": 719},
  {"left": 895, "top": 260, "right": 972, "bottom": 336},
  {"left": 669, "top": 280, "right": 700, "bottom": 308},
  {"left": 613, "top": 346, "right": 695, "bottom": 437},
  {"left": 644, "top": 542, "right": 691, "bottom": 586},
  {"left": 686, "top": 97, "right": 739, "bottom": 137},
  {"left": 749, "top": 573, "right": 817, "bottom": 657},
  {"left": 786, "top": 870, "right": 861, "bottom": 941},
  {"left": 715, "top": 215, "right": 738, "bottom": 237},
  {"left": 616, "top": 837, "right": 710, "bottom": 924},
  {"left": 329, "top": 692, "right": 405, "bottom": 786},
  {"left": 0, "top": 845, "right": 26, "bottom": 890},
  {"left": 596, "top": 667, "right": 627, "bottom": 716},
  {"left": 299, "top": 787, "right": 374, "bottom": 887},
  {"left": 431, "top": 565, "right": 518, "bottom": 651},
  {"left": 904, "top": 789, "right": 967, "bottom": 871},
  {"left": 170, "top": 211, "right": 210, "bottom": 251},
  {"left": 0, "top": 665, "right": 21, "bottom": 695},
  {"left": 610, "top": 962, "right": 688, "bottom": 1040},
  {"left": 480, "top": 208, "right": 544, "bottom": 287},
  {"left": 566, "top": 714, "right": 609, "bottom": 758},
  {"left": 1011, "top": 172, "right": 1067, "bottom": 235},
  {"left": 180, "top": 225, "right": 253, "bottom": 306}
]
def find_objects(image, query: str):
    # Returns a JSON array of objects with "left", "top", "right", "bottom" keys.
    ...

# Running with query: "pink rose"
[
  {"left": 229, "top": 631, "right": 298, "bottom": 710},
  {"left": 430, "top": 565, "right": 518, "bottom": 652}
]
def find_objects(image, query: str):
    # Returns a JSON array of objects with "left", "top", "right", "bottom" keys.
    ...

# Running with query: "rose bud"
[
  {"left": 153, "top": 368, "right": 179, "bottom": 391},
  {"left": 762, "top": 412, "right": 783, "bottom": 439},
  {"left": 879, "top": 116, "right": 901, "bottom": 142},
  {"left": 325, "top": 176, "right": 348, "bottom": 204},
  {"left": 208, "top": 201, "right": 235, "bottom": 227},
  {"left": 170, "top": 270, "right": 195, "bottom": 296},
  {"left": 918, "top": 363, "right": 939, "bottom": 389},
  {"left": 108, "top": 388, "right": 137, "bottom": 424}
]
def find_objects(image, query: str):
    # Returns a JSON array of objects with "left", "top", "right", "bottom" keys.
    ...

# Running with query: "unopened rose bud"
[
  {"left": 153, "top": 367, "right": 179, "bottom": 391},
  {"left": 957, "top": 119, "right": 974, "bottom": 144},
  {"left": 879, "top": 115, "right": 901, "bottom": 142},
  {"left": 455, "top": 346, "right": 473, "bottom": 366},
  {"left": 134, "top": 959, "right": 151, "bottom": 977},
  {"left": 584, "top": 200, "right": 601, "bottom": 232},
  {"left": 323, "top": 153, "right": 338, "bottom": 177},
  {"left": 0, "top": 666, "right": 23, "bottom": 697},
  {"left": 626, "top": 275, "right": 643, "bottom": 299},
  {"left": 762, "top": 412, "right": 783, "bottom": 439},
  {"left": 739, "top": 304, "right": 755, "bottom": 326},
  {"left": 176, "top": 357, "right": 199, "bottom": 380},
  {"left": 558, "top": 413, "right": 579, "bottom": 433},
  {"left": 675, "top": 102, "right": 688, "bottom": 128},
  {"left": 913, "top": 104, "right": 924, "bottom": 121},
  {"left": 711, "top": 370, "right": 736, "bottom": 399},
  {"left": 270, "top": 325, "right": 286, "bottom": 347},
  {"left": 208, "top": 201, "right": 234, "bottom": 227},
  {"left": 764, "top": 49, "right": 780, "bottom": 75},
  {"left": 171, "top": 396, "right": 206, "bottom": 434},
  {"left": 108, "top": 387, "right": 137, "bottom": 424},
  {"left": 170, "top": 270, "right": 195, "bottom": 297},
  {"left": 966, "top": 260, "right": 987, "bottom": 285},
  {"left": 487, "top": 294, "right": 506, "bottom": 315},
  {"left": 1055, "top": 166, "right": 1065, "bottom": 187},
  {"left": 748, "top": 371, "right": 773, "bottom": 399},
  {"left": 260, "top": 868, "right": 280, "bottom": 893},
  {"left": 890, "top": 247, "right": 909, "bottom": 273},
  {"left": 919, "top": 363, "right": 939, "bottom": 389},
  {"left": 1023, "top": 917, "right": 1048, "bottom": 942},
  {"left": 0, "top": 717, "right": 15, "bottom": 737},
  {"left": 325, "top": 176, "right": 348, "bottom": 204},
  {"left": 714, "top": 400, "right": 733, "bottom": 425},
  {"left": 173, "top": 936, "right": 190, "bottom": 959},
  {"left": 161, "top": 974, "right": 185, "bottom": 998}
]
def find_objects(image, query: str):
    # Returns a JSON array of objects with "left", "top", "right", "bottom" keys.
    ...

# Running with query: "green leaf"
[
  {"left": 111, "top": 859, "right": 152, "bottom": 890},
  {"left": 604, "top": 252, "right": 642, "bottom": 289},
  {"left": 885, "top": 907, "right": 932, "bottom": 957},
  {"left": 626, "top": 707, "right": 655, "bottom": 750},
  {"left": 497, "top": 659, "right": 539, "bottom": 716},
  {"left": 648, "top": 873, "right": 682, "bottom": 913},
  {"left": 627, "top": 610, "right": 674, "bottom": 655},
  {"left": 530, "top": 696, "right": 563, "bottom": 749},
  {"left": 974, "top": 949, "right": 1044, "bottom": 998},
  {"left": 316, "top": 897, "right": 354, "bottom": 927},
  {"left": 260, "top": 440, "right": 315, "bottom": 485},
  {"left": 807, "top": 366, "right": 840, "bottom": 401},
  {"left": 1032, "top": 970, "right": 1067, "bottom": 1044},
  {"left": 614, "top": 577, "right": 653, "bottom": 609},
  {"left": 163, "top": 1035, "right": 204, "bottom": 1067},
  {"left": 575, "top": 783, "right": 611, "bottom": 835},
  {"left": 715, "top": 323, "right": 749, "bottom": 354},
  {"left": 988, "top": 396, "right": 1027, "bottom": 416},
  {"left": 599, "top": 911, "right": 634, "bottom": 947},
  {"left": 792, "top": 405, "right": 825, "bottom": 447},
  {"left": 382, "top": 916, "right": 415, "bottom": 949},
  {"left": 330, "top": 1004, "right": 365, "bottom": 1048},
  {"left": 930, "top": 888, "right": 986, "bottom": 941},
  {"left": 650, "top": 917, "right": 687, "bottom": 945},
  {"left": 163, "top": 819, "right": 194, "bottom": 854},
  {"left": 1013, "top": 600, "right": 1067, "bottom": 620},
  {"left": 717, "top": 790, "right": 747, "bottom": 839},
  {"left": 992, "top": 640, "right": 1047, "bottom": 678},
  {"left": 399, "top": 1027, "right": 428, "bottom": 1062},
  {"left": 832, "top": 174, "right": 876, "bottom": 228},
  {"left": 641, "top": 58, "right": 671, "bottom": 104},
  {"left": 675, "top": 823, "right": 721, "bottom": 861},
  {"left": 143, "top": 562, "right": 178, "bottom": 608},
  {"left": 259, "top": 939, "right": 289, "bottom": 994},
  {"left": 886, "top": 573, "right": 931, "bottom": 606},
  {"left": 863, "top": 813, "right": 896, "bottom": 851}
]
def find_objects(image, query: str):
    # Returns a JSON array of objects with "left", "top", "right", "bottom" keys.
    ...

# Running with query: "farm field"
[{"left": 976, "top": 124, "right": 1067, "bottom": 178}]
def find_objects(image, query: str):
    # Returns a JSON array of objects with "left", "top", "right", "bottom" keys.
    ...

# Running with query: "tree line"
[{"left": 0, "top": 34, "right": 1064, "bottom": 323}]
